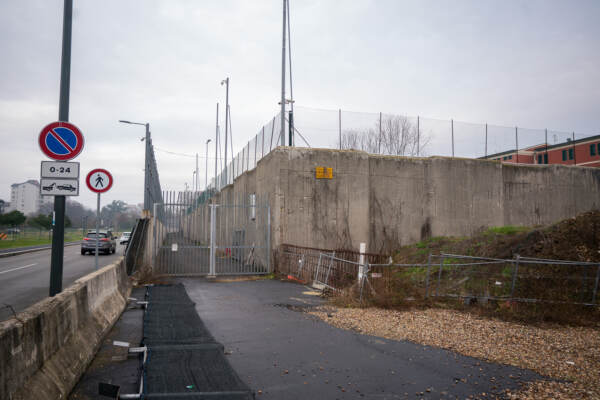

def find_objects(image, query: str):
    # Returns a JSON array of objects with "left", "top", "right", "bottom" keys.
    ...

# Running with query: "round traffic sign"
[
  {"left": 38, "top": 121, "right": 85, "bottom": 161},
  {"left": 86, "top": 168, "right": 113, "bottom": 193}
]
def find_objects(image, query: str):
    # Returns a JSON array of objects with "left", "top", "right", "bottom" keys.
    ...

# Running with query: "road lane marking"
[{"left": 0, "top": 263, "right": 38, "bottom": 275}]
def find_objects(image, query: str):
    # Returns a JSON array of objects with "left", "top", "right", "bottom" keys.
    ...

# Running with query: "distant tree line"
[
  {"left": 337, "top": 115, "right": 430, "bottom": 156},
  {"left": 1, "top": 199, "right": 140, "bottom": 232}
]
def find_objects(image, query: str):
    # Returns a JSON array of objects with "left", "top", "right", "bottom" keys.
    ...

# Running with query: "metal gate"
[{"left": 152, "top": 191, "right": 270, "bottom": 276}]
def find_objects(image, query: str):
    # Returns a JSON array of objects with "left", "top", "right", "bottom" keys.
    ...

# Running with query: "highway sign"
[
  {"left": 41, "top": 161, "right": 80, "bottom": 179},
  {"left": 40, "top": 178, "right": 79, "bottom": 196},
  {"left": 86, "top": 168, "right": 113, "bottom": 193},
  {"left": 38, "top": 121, "right": 84, "bottom": 161}
]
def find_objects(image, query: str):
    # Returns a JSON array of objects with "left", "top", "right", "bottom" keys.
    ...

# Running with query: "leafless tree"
[{"left": 338, "top": 115, "right": 430, "bottom": 156}]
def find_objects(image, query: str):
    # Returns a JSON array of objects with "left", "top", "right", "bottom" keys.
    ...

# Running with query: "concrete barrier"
[{"left": 0, "top": 258, "right": 131, "bottom": 400}]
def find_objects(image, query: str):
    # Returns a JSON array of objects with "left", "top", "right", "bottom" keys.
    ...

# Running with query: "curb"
[{"left": 0, "top": 242, "right": 81, "bottom": 259}]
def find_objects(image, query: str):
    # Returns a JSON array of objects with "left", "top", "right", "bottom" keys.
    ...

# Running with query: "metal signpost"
[
  {"left": 43, "top": 0, "right": 78, "bottom": 297},
  {"left": 39, "top": 121, "right": 84, "bottom": 296},
  {"left": 86, "top": 169, "right": 114, "bottom": 271}
]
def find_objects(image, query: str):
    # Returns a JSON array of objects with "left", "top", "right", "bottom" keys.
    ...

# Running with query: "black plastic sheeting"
[{"left": 143, "top": 284, "right": 253, "bottom": 399}]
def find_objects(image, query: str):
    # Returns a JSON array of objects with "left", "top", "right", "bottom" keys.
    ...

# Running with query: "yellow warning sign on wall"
[{"left": 315, "top": 167, "right": 333, "bottom": 179}]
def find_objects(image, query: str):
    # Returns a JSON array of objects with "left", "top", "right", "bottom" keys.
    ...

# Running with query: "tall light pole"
[
  {"left": 195, "top": 153, "right": 199, "bottom": 192},
  {"left": 214, "top": 103, "right": 219, "bottom": 191},
  {"left": 119, "top": 120, "right": 150, "bottom": 212},
  {"left": 192, "top": 170, "right": 197, "bottom": 192},
  {"left": 220, "top": 78, "right": 229, "bottom": 185},
  {"left": 205, "top": 139, "right": 211, "bottom": 192},
  {"left": 280, "top": 0, "right": 287, "bottom": 147}
]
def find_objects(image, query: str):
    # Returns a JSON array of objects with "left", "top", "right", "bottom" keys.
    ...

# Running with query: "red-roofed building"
[{"left": 481, "top": 134, "right": 600, "bottom": 168}]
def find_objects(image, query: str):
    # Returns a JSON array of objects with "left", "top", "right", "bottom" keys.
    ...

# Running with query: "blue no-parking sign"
[{"left": 38, "top": 121, "right": 84, "bottom": 161}]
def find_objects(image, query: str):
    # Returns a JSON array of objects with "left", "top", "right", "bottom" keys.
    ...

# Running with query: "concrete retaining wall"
[
  {"left": 216, "top": 147, "right": 600, "bottom": 254},
  {"left": 0, "top": 259, "right": 131, "bottom": 400}
]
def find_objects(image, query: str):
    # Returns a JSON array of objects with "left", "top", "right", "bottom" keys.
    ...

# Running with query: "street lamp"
[
  {"left": 119, "top": 120, "right": 151, "bottom": 212},
  {"left": 205, "top": 139, "right": 211, "bottom": 192}
]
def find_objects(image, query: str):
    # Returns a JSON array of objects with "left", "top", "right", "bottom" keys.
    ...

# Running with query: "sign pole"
[
  {"left": 95, "top": 192, "right": 100, "bottom": 271},
  {"left": 49, "top": 0, "right": 73, "bottom": 297}
]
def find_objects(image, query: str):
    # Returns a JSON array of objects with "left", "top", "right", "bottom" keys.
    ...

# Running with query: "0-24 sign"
[{"left": 41, "top": 161, "right": 80, "bottom": 179}]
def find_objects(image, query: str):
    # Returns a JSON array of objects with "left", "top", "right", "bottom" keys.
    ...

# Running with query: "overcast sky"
[{"left": 1, "top": 1, "right": 599, "bottom": 210}]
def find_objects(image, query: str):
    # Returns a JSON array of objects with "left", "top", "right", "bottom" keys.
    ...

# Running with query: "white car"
[{"left": 119, "top": 232, "right": 131, "bottom": 245}]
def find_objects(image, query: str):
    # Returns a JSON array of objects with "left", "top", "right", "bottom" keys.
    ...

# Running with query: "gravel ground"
[{"left": 309, "top": 306, "right": 600, "bottom": 399}]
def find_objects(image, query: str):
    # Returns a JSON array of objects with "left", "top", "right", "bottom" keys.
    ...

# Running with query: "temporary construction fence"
[
  {"left": 278, "top": 243, "right": 388, "bottom": 286},
  {"left": 278, "top": 245, "right": 600, "bottom": 306},
  {"left": 153, "top": 191, "right": 270, "bottom": 276}
]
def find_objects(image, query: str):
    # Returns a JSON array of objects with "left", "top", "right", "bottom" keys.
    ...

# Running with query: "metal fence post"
[
  {"left": 152, "top": 202, "right": 159, "bottom": 273},
  {"left": 451, "top": 119, "right": 454, "bottom": 157},
  {"left": 485, "top": 123, "right": 488, "bottom": 158},
  {"left": 417, "top": 116, "right": 420, "bottom": 157},
  {"left": 515, "top": 127, "right": 519, "bottom": 164},
  {"left": 378, "top": 112, "right": 382, "bottom": 154},
  {"left": 338, "top": 108, "right": 342, "bottom": 150},
  {"left": 324, "top": 252, "right": 334, "bottom": 287},
  {"left": 425, "top": 253, "right": 432, "bottom": 297},
  {"left": 435, "top": 255, "right": 444, "bottom": 297},
  {"left": 315, "top": 253, "right": 323, "bottom": 282},
  {"left": 359, "top": 262, "right": 368, "bottom": 302},
  {"left": 510, "top": 255, "right": 520, "bottom": 299},
  {"left": 592, "top": 264, "right": 600, "bottom": 304},
  {"left": 209, "top": 204, "right": 216, "bottom": 277}
]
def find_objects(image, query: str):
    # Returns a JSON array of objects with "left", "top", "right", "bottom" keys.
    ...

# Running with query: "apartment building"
[
  {"left": 9, "top": 180, "right": 52, "bottom": 215},
  {"left": 482, "top": 134, "right": 600, "bottom": 168}
]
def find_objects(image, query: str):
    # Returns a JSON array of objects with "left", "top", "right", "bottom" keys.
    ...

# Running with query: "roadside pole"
[
  {"left": 95, "top": 193, "right": 100, "bottom": 270},
  {"left": 49, "top": 0, "right": 73, "bottom": 296},
  {"left": 86, "top": 169, "right": 114, "bottom": 271}
]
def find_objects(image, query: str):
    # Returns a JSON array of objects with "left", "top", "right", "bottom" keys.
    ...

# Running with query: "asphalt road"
[{"left": 0, "top": 243, "right": 124, "bottom": 321}]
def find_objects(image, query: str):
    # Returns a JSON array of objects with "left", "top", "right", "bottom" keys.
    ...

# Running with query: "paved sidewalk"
[
  {"left": 71, "top": 279, "right": 544, "bottom": 399},
  {"left": 185, "top": 279, "right": 543, "bottom": 400}
]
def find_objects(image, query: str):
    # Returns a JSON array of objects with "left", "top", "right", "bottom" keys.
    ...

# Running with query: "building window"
[
  {"left": 537, "top": 155, "right": 542, "bottom": 164},
  {"left": 562, "top": 150, "right": 567, "bottom": 161},
  {"left": 544, "top": 153, "right": 548, "bottom": 164},
  {"left": 591, "top": 144, "right": 596, "bottom": 156},
  {"left": 569, "top": 148, "right": 574, "bottom": 160}
]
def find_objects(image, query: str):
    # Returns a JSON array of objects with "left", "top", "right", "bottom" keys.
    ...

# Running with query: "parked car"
[
  {"left": 6, "top": 228, "right": 20, "bottom": 234},
  {"left": 81, "top": 230, "right": 116, "bottom": 255},
  {"left": 119, "top": 231, "right": 132, "bottom": 245}
]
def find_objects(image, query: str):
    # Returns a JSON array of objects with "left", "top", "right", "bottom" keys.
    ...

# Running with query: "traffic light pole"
[{"left": 49, "top": 0, "right": 73, "bottom": 296}]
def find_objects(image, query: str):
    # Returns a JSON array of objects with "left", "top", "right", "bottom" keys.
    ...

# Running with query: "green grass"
[{"left": 0, "top": 230, "right": 83, "bottom": 250}]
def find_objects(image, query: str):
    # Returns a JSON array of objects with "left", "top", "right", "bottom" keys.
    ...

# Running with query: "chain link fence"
[
  {"left": 207, "top": 106, "right": 597, "bottom": 194},
  {"left": 145, "top": 131, "right": 163, "bottom": 215}
]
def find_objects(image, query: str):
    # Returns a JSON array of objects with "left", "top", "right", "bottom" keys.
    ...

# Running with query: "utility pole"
[
  {"left": 221, "top": 78, "right": 229, "bottom": 185},
  {"left": 280, "top": 0, "right": 287, "bottom": 147},
  {"left": 49, "top": 0, "right": 73, "bottom": 297},
  {"left": 214, "top": 103, "right": 219, "bottom": 191},
  {"left": 205, "top": 139, "right": 211, "bottom": 192},
  {"left": 195, "top": 153, "right": 199, "bottom": 192}
]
